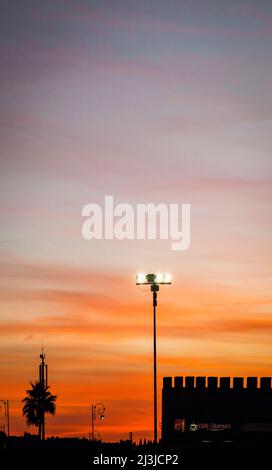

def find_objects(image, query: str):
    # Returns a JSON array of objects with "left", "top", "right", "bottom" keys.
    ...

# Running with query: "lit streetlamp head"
[{"left": 136, "top": 272, "right": 172, "bottom": 285}]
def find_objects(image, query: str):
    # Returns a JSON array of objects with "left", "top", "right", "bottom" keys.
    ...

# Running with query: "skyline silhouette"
[
  {"left": 2, "top": 351, "right": 272, "bottom": 445},
  {"left": 1, "top": 0, "right": 272, "bottom": 443}
]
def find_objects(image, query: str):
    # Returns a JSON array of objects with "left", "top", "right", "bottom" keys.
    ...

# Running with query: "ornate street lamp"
[{"left": 91, "top": 402, "right": 105, "bottom": 440}]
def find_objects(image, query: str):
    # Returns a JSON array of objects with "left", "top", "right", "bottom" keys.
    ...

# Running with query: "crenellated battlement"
[
  {"left": 162, "top": 375, "right": 272, "bottom": 443},
  {"left": 163, "top": 376, "right": 272, "bottom": 390}
]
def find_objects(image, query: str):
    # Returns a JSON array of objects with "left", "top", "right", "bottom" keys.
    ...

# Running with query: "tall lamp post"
[
  {"left": 136, "top": 273, "right": 172, "bottom": 443},
  {"left": 91, "top": 403, "right": 105, "bottom": 440},
  {"left": 0, "top": 400, "right": 10, "bottom": 436}
]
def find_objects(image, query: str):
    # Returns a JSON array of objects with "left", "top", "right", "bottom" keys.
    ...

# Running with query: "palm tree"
[{"left": 22, "top": 381, "right": 57, "bottom": 440}]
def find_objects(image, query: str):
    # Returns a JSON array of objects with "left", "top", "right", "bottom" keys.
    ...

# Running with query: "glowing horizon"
[{"left": 1, "top": 0, "right": 272, "bottom": 441}]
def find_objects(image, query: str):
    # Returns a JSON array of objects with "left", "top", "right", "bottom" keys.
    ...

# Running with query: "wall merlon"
[{"left": 163, "top": 376, "right": 272, "bottom": 390}]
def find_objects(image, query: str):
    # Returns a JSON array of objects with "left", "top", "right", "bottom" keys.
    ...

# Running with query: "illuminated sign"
[
  {"left": 188, "top": 422, "right": 232, "bottom": 432},
  {"left": 174, "top": 418, "right": 185, "bottom": 432}
]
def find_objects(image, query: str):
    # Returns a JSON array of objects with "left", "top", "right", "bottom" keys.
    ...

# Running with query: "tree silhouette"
[{"left": 22, "top": 381, "right": 57, "bottom": 440}]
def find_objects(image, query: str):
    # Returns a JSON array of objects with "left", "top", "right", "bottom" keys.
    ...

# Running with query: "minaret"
[
  {"left": 39, "top": 349, "right": 48, "bottom": 440},
  {"left": 39, "top": 349, "right": 48, "bottom": 388}
]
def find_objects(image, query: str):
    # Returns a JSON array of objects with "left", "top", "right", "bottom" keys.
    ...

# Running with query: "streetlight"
[
  {"left": 136, "top": 273, "right": 172, "bottom": 443},
  {"left": 91, "top": 402, "right": 105, "bottom": 440},
  {"left": 0, "top": 400, "right": 10, "bottom": 436}
]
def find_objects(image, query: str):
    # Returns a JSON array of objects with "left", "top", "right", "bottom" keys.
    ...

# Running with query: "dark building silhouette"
[{"left": 162, "top": 376, "right": 272, "bottom": 443}]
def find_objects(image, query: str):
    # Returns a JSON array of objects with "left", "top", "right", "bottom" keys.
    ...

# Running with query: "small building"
[{"left": 162, "top": 376, "right": 272, "bottom": 443}]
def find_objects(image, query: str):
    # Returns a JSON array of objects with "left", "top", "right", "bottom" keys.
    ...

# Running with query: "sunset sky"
[{"left": 0, "top": 0, "right": 272, "bottom": 441}]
